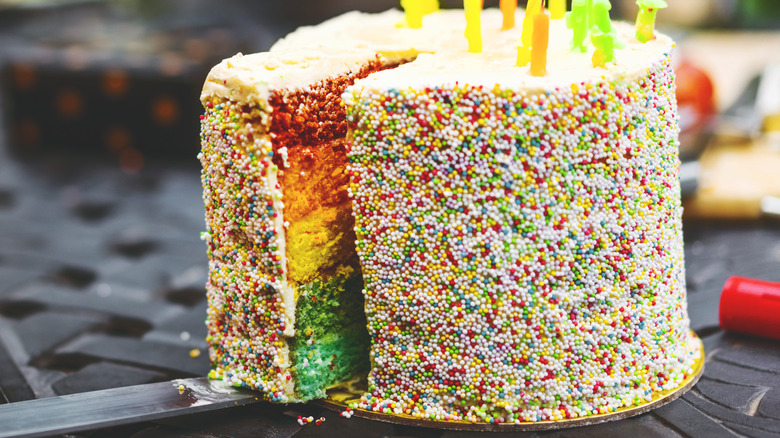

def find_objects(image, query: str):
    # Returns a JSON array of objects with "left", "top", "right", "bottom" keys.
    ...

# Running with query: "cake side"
[
  {"left": 344, "top": 48, "right": 697, "bottom": 422},
  {"left": 199, "top": 50, "right": 380, "bottom": 401},
  {"left": 200, "top": 94, "right": 295, "bottom": 399}
]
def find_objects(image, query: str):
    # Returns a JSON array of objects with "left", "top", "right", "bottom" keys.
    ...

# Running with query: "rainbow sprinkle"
[
  {"left": 344, "top": 54, "right": 698, "bottom": 423},
  {"left": 200, "top": 100, "right": 294, "bottom": 402}
]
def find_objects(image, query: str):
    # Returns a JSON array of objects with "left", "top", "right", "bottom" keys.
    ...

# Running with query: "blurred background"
[
  {"left": 0, "top": 2, "right": 779, "bottom": 436},
  {"left": 0, "top": 0, "right": 778, "bottom": 202}
]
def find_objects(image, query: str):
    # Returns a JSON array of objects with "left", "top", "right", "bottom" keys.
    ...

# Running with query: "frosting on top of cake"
[
  {"left": 211, "top": 9, "right": 674, "bottom": 104},
  {"left": 201, "top": 50, "right": 378, "bottom": 105},
  {"left": 271, "top": 9, "right": 523, "bottom": 64},
  {"left": 346, "top": 19, "right": 674, "bottom": 95}
]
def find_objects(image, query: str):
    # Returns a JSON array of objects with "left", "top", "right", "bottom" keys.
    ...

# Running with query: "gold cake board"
[{"left": 316, "top": 333, "right": 704, "bottom": 431}]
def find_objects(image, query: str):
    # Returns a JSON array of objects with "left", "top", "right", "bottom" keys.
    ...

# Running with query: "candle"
[
  {"left": 550, "top": 0, "right": 566, "bottom": 19},
  {"left": 464, "top": 0, "right": 482, "bottom": 53},
  {"left": 422, "top": 0, "right": 440, "bottom": 14},
  {"left": 565, "top": 0, "right": 589, "bottom": 53},
  {"left": 500, "top": 0, "right": 517, "bottom": 30},
  {"left": 530, "top": 11, "right": 550, "bottom": 76},
  {"left": 635, "top": 0, "right": 668, "bottom": 43},
  {"left": 516, "top": 0, "right": 542, "bottom": 66},
  {"left": 590, "top": 0, "right": 615, "bottom": 67},
  {"left": 587, "top": 0, "right": 594, "bottom": 30},
  {"left": 520, "top": 0, "right": 543, "bottom": 47},
  {"left": 592, "top": 0, "right": 612, "bottom": 31},
  {"left": 402, "top": 0, "right": 424, "bottom": 28}
]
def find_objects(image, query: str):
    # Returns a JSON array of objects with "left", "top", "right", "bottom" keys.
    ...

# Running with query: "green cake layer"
[{"left": 290, "top": 269, "right": 370, "bottom": 400}]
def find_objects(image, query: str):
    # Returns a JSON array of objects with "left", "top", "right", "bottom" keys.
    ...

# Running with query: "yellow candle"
[
  {"left": 402, "top": 0, "right": 424, "bottom": 29},
  {"left": 635, "top": 0, "right": 668, "bottom": 43},
  {"left": 500, "top": 0, "right": 517, "bottom": 30},
  {"left": 464, "top": 0, "right": 482, "bottom": 53},
  {"left": 422, "top": 0, "right": 440, "bottom": 14},
  {"left": 550, "top": 0, "right": 566, "bottom": 19},
  {"left": 531, "top": 11, "right": 549, "bottom": 76},
  {"left": 516, "top": 0, "right": 542, "bottom": 66}
]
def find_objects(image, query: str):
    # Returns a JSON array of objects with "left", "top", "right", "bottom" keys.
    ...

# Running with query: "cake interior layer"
[
  {"left": 267, "top": 58, "right": 382, "bottom": 148},
  {"left": 290, "top": 268, "right": 369, "bottom": 400},
  {"left": 268, "top": 58, "right": 383, "bottom": 286},
  {"left": 278, "top": 137, "right": 359, "bottom": 285},
  {"left": 267, "top": 65, "right": 379, "bottom": 399}
]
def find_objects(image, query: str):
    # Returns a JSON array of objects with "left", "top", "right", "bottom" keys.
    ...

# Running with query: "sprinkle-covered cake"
[{"left": 200, "top": 3, "right": 699, "bottom": 424}]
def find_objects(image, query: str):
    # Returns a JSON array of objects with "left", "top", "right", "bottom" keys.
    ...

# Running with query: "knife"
[{"left": 0, "top": 377, "right": 263, "bottom": 438}]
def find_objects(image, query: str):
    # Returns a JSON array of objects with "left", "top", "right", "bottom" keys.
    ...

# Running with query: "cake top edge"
[
  {"left": 200, "top": 49, "right": 380, "bottom": 106},
  {"left": 203, "top": 7, "right": 675, "bottom": 105},
  {"left": 270, "top": 8, "right": 450, "bottom": 63},
  {"left": 346, "top": 20, "right": 674, "bottom": 94}
]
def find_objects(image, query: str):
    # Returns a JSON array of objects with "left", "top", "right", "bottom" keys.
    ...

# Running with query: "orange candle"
[
  {"left": 500, "top": 0, "right": 517, "bottom": 30},
  {"left": 530, "top": 11, "right": 550, "bottom": 76},
  {"left": 516, "top": 0, "right": 542, "bottom": 67}
]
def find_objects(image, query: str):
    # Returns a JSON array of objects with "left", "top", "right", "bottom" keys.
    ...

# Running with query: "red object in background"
[
  {"left": 720, "top": 276, "right": 780, "bottom": 341},
  {"left": 675, "top": 58, "right": 716, "bottom": 159},
  {"left": 676, "top": 59, "right": 716, "bottom": 127}
]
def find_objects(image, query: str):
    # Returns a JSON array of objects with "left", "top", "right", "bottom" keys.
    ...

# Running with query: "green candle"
[
  {"left": 587, "top": 0, "right": 594, "bottom": 30},
  {"left": 565, "top": 0, "right": 589, "bottom": 53},
  {"left": 635, "top": 0, "right": 668, "bottom": 43},
  {"left": 592, "top": 0, "right": 612, "bottom": 32},
  {"left": 590, "top": 0, "right": 615, "bottom": 67}
]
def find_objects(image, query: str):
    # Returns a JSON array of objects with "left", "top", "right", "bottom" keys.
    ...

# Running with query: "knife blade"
[{"left": 0, "top": 377, "right": 262, "bottom": 438}]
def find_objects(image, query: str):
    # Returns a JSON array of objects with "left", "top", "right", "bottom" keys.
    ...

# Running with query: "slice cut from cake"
[{"left": 199, "top": 50, "right": 383, "bottom": 402}]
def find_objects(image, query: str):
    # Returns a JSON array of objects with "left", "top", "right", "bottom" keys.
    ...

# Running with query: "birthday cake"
[{"left": 200, "top": 3, "right": 699, "bottom": 423}]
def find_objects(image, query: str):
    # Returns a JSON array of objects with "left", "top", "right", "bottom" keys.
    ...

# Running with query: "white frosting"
[
  {"left": 348, "top": 20, "right": 674, "bottom": 93},
  {"left": 200, "top": 50, "right": 378, "bottom": 105},
  {"left": 271, "top": 8, "right": 526, "bottom": 64},
  {"left": 209, "top": 9, "right": 674, "bottom": 103}
]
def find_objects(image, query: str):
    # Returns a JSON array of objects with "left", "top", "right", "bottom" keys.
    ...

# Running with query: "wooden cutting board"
[{"left": 683, "top": 136, "right": 780, "bottom": 219}]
